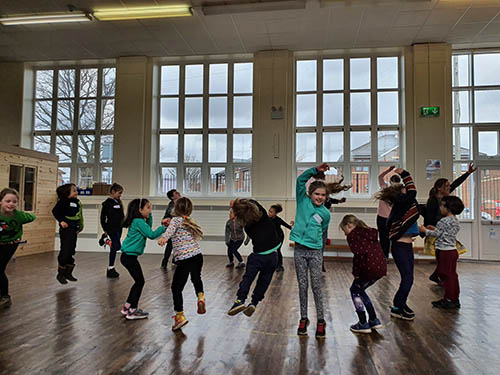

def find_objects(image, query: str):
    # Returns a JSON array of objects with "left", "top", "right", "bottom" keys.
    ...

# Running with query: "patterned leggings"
[{"left": 294, "top": 244, "right": 324, "bottom": 321}]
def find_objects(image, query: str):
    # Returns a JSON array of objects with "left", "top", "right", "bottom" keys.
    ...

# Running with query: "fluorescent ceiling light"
[
  {"left": 201, "top": 0, "right": 305, "bottom": 16},
  {"left": 93, "top": 5, "right": 192, "bottom": 21},
  {"left": 0, "top": 13, "right": 91, "bottom": 25}
]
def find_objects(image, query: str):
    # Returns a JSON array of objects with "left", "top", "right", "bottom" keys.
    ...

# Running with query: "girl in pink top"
[{"left": 376, "top": 166, "right": 401, "bottom": 259}]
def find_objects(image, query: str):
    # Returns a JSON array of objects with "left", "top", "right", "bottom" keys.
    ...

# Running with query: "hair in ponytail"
[
  {"left": 375, "top": 184, "right": 405, "bottom": 205},
  {"left": 326, "top": 175, "right": 353, "bottom": 195},
  {"left": 174, "top": 197, "right": 203, "bottom": 240},
  {"left": 429, "top": 178, "right": 449, "bottom": 198}
]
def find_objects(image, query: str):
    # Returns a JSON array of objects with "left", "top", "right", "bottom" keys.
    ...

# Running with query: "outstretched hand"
[
  {"left": 468, "top": 162, "right": 477, "bottom": 174},
  {"left": 158, "top": 237, "right": 167, "bottom": 246}
]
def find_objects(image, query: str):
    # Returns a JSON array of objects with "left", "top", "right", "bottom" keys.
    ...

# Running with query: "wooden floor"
[{"left": 1, "top": 253, "right": 499, "bottom": 375}]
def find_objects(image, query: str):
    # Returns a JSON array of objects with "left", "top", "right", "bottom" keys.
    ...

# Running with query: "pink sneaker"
[{"left": 120, "top": 304, "right": 130, "bottom": 316}]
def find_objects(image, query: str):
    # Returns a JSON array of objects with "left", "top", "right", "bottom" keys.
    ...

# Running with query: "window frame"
[
  {"left": 157, "top": 58, "right": 253, "bottom": 197},
  {"left": 294, "top": 52, "right": 403, "bottom": 197},
  {"left": 32, "top": 64, "right": 116, "bottom": 187}
]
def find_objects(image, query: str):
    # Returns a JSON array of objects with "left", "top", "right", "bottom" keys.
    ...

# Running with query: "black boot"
[
  {"left": 65, "top": 264, "right": 78, "bottom": 282},
  {"left": 56, "top": 266, "right": 68, "bottom": 284}
]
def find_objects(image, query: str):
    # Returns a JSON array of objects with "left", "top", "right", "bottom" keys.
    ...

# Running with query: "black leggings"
[
  {"left": 120, "top": 253, "right": 145, "bottom": 308},
  {"left": 172, "top": 254, "right": 204, "bottom": 312},
  {"left": 376, "top": 215, "right": 390, "bottom": 259},
  {"left": 59, "top": 227, "right": 78, "bottom": 266},
  {"left": 0, "top": 243, "right": 19, "bottom": 296},
  {"left": 227, "top": 240, "right": 243, "bottom": 263}
]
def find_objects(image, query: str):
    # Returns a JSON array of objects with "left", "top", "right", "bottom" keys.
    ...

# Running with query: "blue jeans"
[{"left": 391, "top": 241, "right": 414, "bottom": 309}]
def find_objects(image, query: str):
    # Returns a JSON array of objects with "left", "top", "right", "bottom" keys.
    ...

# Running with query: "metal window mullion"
[
  {"left": 73, "top": 69, "right": 81, "bottom": 185},
  {"left": 228, "top": 63, "right": 235, "bottom": 196},
  {"left": 371, "top": 57, "right": 378, "bottom": 195},
  {"left": 96, "top": 67, "right": 104, "bottom": 182},
  {"left": 202, "top": 62, "right": 209, "bottom": 196},
  {"left": 51, "top": 69, "right": 58, "bottom": 167},
  {"left": 178, "top": 64, "right": 186, "bottom": 192},
  {"left": 317, "top": 58, "right": 323, "bottom": 164},
  {"left": 344, "top": 56, "right": 351, "bottom": 188}
]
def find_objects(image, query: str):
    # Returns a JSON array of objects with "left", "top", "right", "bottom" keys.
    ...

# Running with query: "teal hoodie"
[
  {"left": 290, "top": 167, "right": 331, "bottom": 250},
  {"left": 121, "top": 214, "right": 166, "bottom": 256}
]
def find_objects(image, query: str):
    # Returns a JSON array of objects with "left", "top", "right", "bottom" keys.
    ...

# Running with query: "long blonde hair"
[
  {"left": 174, "top": 197, "right": 203, "bottom": 240},
  {"left": 338, "top": 214, "right": 369, "bottom": 230}
]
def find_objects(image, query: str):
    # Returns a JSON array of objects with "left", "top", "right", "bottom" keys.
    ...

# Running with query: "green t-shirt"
[{"left": 0, "top": 210, "right": 36, "bottom": 243}]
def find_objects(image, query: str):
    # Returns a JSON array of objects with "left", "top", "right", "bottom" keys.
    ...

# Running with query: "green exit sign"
[{"left": 420, "top": 106, "right": 440, "bottom": 117}]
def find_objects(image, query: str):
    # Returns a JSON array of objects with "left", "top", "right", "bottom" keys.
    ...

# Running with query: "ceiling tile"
[
  {"left": 425, "top": 8, "right": 468, "bottom": 25},
  {"left": 394, "top": 10, "right": 430, "bottom": 27},
  {"left": 460, "top": 7, "right": 500, "bottom": 23}
]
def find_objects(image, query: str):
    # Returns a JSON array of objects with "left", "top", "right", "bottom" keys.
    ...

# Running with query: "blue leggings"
[{"left": 350, "top": 278, "right": 378, "bottom": 322}]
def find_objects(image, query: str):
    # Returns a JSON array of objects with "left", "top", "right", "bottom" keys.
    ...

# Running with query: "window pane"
[
  {"left": 350, "top": 93, "right": 370, "bottom": 125},
  {"left": 80, "top": 68, "right": 98, "bottom": 97},
  {"left": 36, "top": 70, "right": 53, "bottom": 99},
  {"left": 160, "top": 98, "right": 179, "bottom": 129},
  {"left": 185, "top": 64, "right": 203, "bottom": 95},
  {"left": 234, "top": 134, "right": 252, "bottom": 162},
  {"left": 350, "top": 58, "right": 370, "bottom": 90},
  {"left": 161, "top": 65, "right": 180, "bottom": 95},
  {"left": 103, "top": 68, "right": 116, "bottom": 97},
  {"left": 480, "top": 169, "right": 500, "bottom": 220},
  {"left": 453, "top": 163, "right": 472, "bottom": 220},
  {"left": 101, "top": 167, "right": 112, "bottom": 184},
  {"left": 57, "top": 100, "right": 74, "bottom": 130},
  {"left": 234, "top": 63, "right": 253, "bottom": 94},
  {"left": 160, "top": 167, "right": 177, "bottom": 194},
  {"left": 452, "top": 91, "right": 471, "bottom": 124},
  {"left": 209, "top": 97, "right": 227, "bottom": 128},
  {"left": 78, "top": 166, "right": 93, "bottom": 188},
  {"left": 351, "top": 131, "right": 371, "bottom": 162},
  {"left": 209, "top": 134, "right": 227, "bottom": 163},
  {"left": 102, "top": 98, "right": 115, "bottom": 130},
  {"left": 378, "top": 131, "right": 399, "bottom": 162},
  {"left": 101, "top": 135, "right": 113, "bottom": 163},
  {"left": 323, "top": 93, "right": 343, "bottom": 126},
  {"left": 323, "top": 59, "right": 343, "bottom": 91},
  {"left": 234, "top": 167, "right": 251, "bottom": 193},
  {"left": 20, "top": 166, "right": 36, "bottom": 210},
  {"left": 478, "top": 131, "right": 499, "bottom": 157},
  {"left": 210, "top": 167, "right": 226, "bottom": 193},
  {"left": 58, "top": 167, "right": 71, "bottom": 186},
  {"left": 377, "top": 92, "right": 399, "bottom": 125},
  {"left": 184, "top": 134, "right": 203, "bottom": 163},
  {"left": 58, "top": 69, "right": 75, "bottom": 98},
  {"left": 160, "top": 134, "right": 178, "bottom": 162},
  {"left": 8, "top": 165, "right": 22, "bottom": 193},
  {"left": 185, "top": 167, "right": 201, "bottom": 193},
  {"left": 234, "top": 96, "right": 252, "bottom": 128},
  {"left": 56, "top": 135, "right": 72, "bottom": 163},
  {"left": 78, "top": 135, "right": 95, "bottom": 163},
  {"left": 377, "top": 57, "right": 398, "bottom": 89},
  {"left": 453, "top": 127, "right": 472, "bottom": 161},
  {"left": 296, "top": 60, "right": 316, "bottom": 92},
  {"left": 474, "top": 90, "right": 500, "bottom": 123},
  {"left": 34, "top": 101, "right": 52, "bottom": 130},
  {"left": 209, "top": 64, "right": 228, "bottom": 94},
  {"left": 474, "top": 53, "right": 500, "bottom": 86},
  {"left": 185, "top": 97, "right": 203, "bottom": 128},
  {"left": 296, "top": 132, "right": 316, "bottom": 162},
  {"left": 323, "top": 132, "right": 343, "bottom": 162},
  {"left": 34, "top": 135, "right": 51, "bottom": 153},
  {"left": 351, "top": 166, "right": 370, "bottom": 194},
  {"left": 79, "top": 99, "right": 96, "bottom": 130},
  {"left": 452, "top": 55, "right": 470, "bottom": 87},
  {"left": 296, "top": 94, "right": 316, "bottom": 127}
]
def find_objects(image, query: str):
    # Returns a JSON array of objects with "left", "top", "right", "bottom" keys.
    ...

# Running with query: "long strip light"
[
  {"left": 93, "top": 5, "right": 192, "bottom": 21},
  {"left": 0, "top": 13, "right": 91, "bottom": 25}
]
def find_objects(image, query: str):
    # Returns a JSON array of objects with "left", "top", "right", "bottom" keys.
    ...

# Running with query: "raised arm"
[
  {"left": 136, "top": 218, "right": 166, "bottom": 239},
  {"left": 379, "top": 166, "right": 395, "bottom": 189},
  {"left": 450, "top": 162, "right": 476, "bottom": 193}
]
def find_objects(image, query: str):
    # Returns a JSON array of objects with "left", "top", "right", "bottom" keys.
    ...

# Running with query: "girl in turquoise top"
[
  {"left": 120, "top": 198, "right": 166, "bottom": 320},
  {"left": 291, "top": 163, "right": 332, "bottom": 339},
  {"left": 0, "top": 188, "right": 36, "bottom": 309}
]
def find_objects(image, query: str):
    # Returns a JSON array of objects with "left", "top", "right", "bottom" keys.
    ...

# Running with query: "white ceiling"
[{"left": 1, "top": 0, "right": 500, "bottom": 62}]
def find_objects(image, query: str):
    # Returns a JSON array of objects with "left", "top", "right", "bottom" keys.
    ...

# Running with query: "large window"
[
  {"left": 295, "top": 56, "right": 401, "bottom": 195},
  {"left": 158, "top": 61, "right": 253, "bottom": 195},
  {"left": 33, "top": 66, "right": 116, "bottom": 187},
  {"left": 452, "top": 51, "right": 500, "bottom": 220}
]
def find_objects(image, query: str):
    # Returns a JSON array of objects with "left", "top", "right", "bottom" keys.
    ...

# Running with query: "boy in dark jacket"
[{"left": 100, "top": 183, "right": 124, "bottom": 278}]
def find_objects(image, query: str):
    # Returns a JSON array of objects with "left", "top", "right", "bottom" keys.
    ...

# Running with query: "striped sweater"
[
  {"left": 162, "top": 216, "right": 201, "bottom": 262},
  {"left": 387, "top": 170, "right": 420, "bottom": 241}
]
